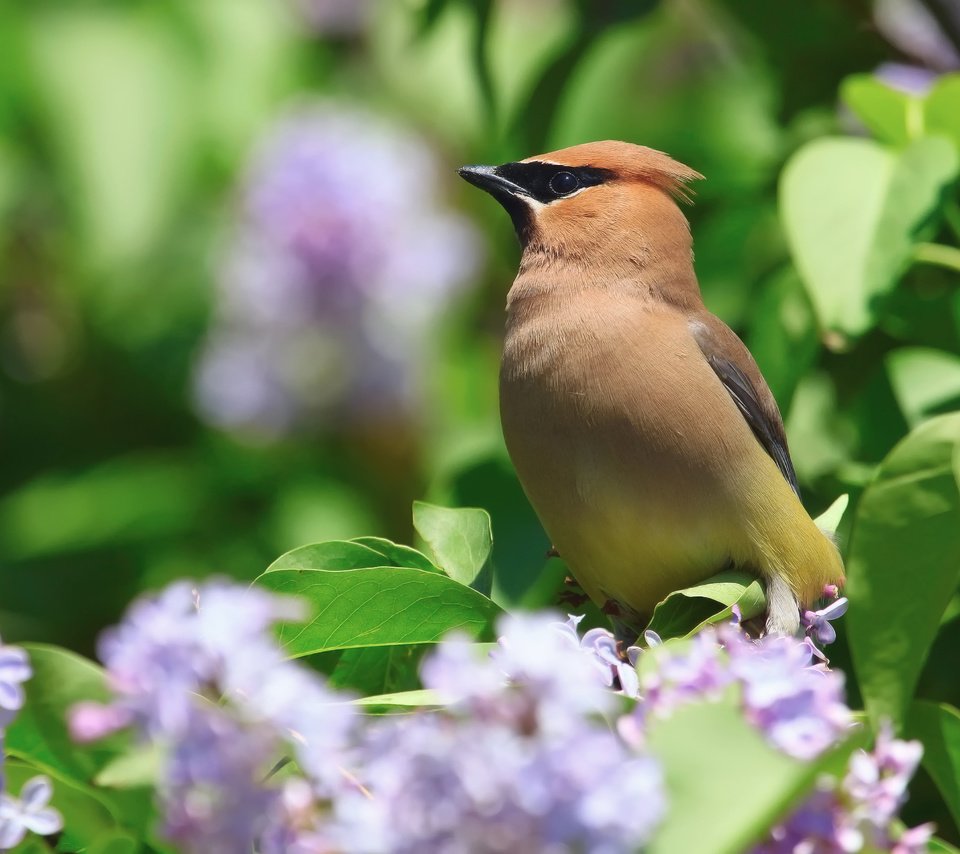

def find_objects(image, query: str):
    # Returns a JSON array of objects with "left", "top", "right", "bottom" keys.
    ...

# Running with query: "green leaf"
[
  {"left": 925, "top": 73, "right": 960, "bottom": 148},
  {"left": 780, "top": 136, "right": 958, "bottom": 340},
  {"left": 905, "top": 700, "right": 960, "bottom": 832},
  {"left": 841, "top": 74, "right": 917, "bottom": 145},
  {"left": 350, "top": 537, "right": 442, "bottom": 573},
  {"left": 814, "top": 493, "right": 849, "bottom": 535},
  {"left": 846, "top": 413, "right": 960, "bottom": 727},
  {"left": 327, "top": 645, "right": 427, "bottom": 696},
  {"left": 255, "top": 566, "right": 503, "bottom": 657},
  {"left": 931, "top": 838, "right": 960, "bottom": 853},
  {"left": 645, "top": 570, "right": 766, "bottom": 640},
  {"left": 647, "top": 695, "right": 847, "bottom": 854},
  {"left": 412, "top": 501, "right": 493, "bottom": 594},
  {"left": 886, "top": 347, "right": 960, "bottom": 427},
  {"left": 266, "top": 540, "right": 390, "bottom": 572},
  {"left": 6, "top": 645, "right": 122, "bottom": 785}
]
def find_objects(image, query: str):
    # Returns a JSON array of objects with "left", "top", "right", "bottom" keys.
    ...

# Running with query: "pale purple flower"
[
  {"left": 0, "top": 644, "right": 31, "bottom": 728},
  {"left": 161, "top": 708, "right": 281, "bottom": 854},
  {"left": 0, "top": 777, "right": 63, "bottom": 850},
  {"left": 90, "top": 581, "right": 305, "bottom": 738},
  {"left": 803, "top": 597, "right": 849, "bottom": 646},
  {"left": 194, "top": 103, "right": 481, "bottom": 438},
  {"left": 755, "top": 724, "right": 930, "bottom": 853},
  {"left": 874, "top": 0, "right": 960, "bottom": 73},
  {"left": 289, "top": 0, "right": 370, "bottom": 37}
]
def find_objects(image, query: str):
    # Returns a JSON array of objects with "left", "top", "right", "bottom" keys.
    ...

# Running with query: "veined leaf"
[
  {"left": 255, "top": 566, "right": 502, "bottom": 657},
  {"left": 645, "top": 570, "right": 766, "bottom": 640},
  {"left": 846, "top": 413, "right": 960, "bottom": 727}
]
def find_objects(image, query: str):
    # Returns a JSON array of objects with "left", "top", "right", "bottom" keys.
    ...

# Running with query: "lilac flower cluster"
[
  {"left": 193, "top": 103, "right": 481, "bottom": 439},
  {"left": 345, "top": 616, "right": 666, "bottom": 853},
  {"left": 0, "top": 638, "right": 62, "bottom": 849},
  {"left": 69, "top": 581, "right": 354, "bottom": 852},
  {"left": 757, "top": 724, "right": 933, "bottom": 854},
  {"left": 68, "top": 579, "right": 931, "bottom": 853}
]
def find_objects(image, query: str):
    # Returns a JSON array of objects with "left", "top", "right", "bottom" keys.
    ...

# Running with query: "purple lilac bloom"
[
  {"left": 622, "top": 622, "right": 851, "bottom": 760},
  {"left": 339, "top": 613, "right": 666, "bottom": 854},
  {"left": 0, "top": 776, "right": 63, "bottom": 850},
  {"left": 803, "top": 597, "right": 849, "bottom": 646},
  {"left": 755, "top": 725, "right": 932, "bottom": 853},
  {"left": 0, "top": 642, "right": 31, "bottom": 729},
  {"left": 69, "top": 580, "right": 356, "bottom": 853},
  {"left": 193, "top": 103, "right": 481, "bottom": 439}
]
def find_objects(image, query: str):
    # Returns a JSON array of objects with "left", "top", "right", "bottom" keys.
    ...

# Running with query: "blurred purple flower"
[
  {"left": 875, "top": 0, "right": 960, "bottom": 73},
  {"left": 194, "top": 103, "right": 481, "bottom": 438},
  {"left": 755, "top": 724, "right": 931, "bottom": 853},
  {"left": 0, "top": 643, "right": 31, "bottom": 728},
  {"left": 0, "top": 776, "right": 63, "bottom": 850},
  {"left": 343, "top": 613, "right": 666, "bottom": 853},
  {"left": 289, "top": 0, "right": 370, "bottom": 37},
  {"left": 624, "top": 623, "right": 851, "bottom": 760},
  {"left": 161, "top": 708, "right": 280, "bottom": 854}
]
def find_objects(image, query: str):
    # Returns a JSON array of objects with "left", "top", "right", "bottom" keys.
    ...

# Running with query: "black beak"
[{"left": 457, "top": 165, "right": 529, "bottom": 199}]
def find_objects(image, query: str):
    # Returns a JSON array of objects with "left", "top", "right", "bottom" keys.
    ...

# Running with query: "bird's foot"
[
  {"left": 545, "top": 545, "right": 561, "bottom": 558},
  {"left": 558, "top": 576, "right": 590, "bottom": 608}
]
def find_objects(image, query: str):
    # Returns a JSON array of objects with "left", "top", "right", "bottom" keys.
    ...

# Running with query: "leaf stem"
[{"left": 912, "top": 242, "right": 960, "bottom": 274}]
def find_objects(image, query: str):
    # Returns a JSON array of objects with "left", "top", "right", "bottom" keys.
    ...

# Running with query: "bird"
[{"left": 458, "top": 141, "right": 843, "bottom": 638}]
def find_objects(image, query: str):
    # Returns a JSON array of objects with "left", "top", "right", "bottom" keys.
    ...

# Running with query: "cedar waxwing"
[{"left": 459, "top": 141, "right": 843, "bottom": 637}]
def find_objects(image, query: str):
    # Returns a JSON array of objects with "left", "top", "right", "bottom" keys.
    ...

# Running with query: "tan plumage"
[{"left": 459, "top": 140, "right": 843, "bottom": 636}]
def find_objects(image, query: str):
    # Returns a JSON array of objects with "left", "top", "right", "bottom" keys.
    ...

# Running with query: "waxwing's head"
[{"left": 459, "top": 141, "right": 703, "bottom": 260}]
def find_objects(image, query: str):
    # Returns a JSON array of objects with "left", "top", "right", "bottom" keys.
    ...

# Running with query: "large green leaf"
[
  {"left": 841, "top": 74, "right": 917, "bottom": 146},
  {"left": 645, "top": 570, "right": 766, "bottom": 640},
  {"left": 886, "top": 347, "right": 960, "bottom": 427},
  {"left": 412, "top": 501, "right": 493, "bottom": 594},
  {"left": 846, "top": 413, "right": 960, "bottom": 727},
  {"left": 327, "top": 645, "right": 427, "bottom": 697},
  {"left": 6, "top": 645, "right": 122, "bottom": 784},
  {"left": 266, "top": 540, "right": 395, "bottom": 572},
  {"left": 905, "top": 700, "right": 960, "bottom": 832},
  {"left": 255, "top": 566, "right": 502, "bottom": 657},
  {"left": 647, "top": 695, "right": 848, "bottom": 854},
  {"left": 350, "top": 537, "right": 442, "bottom": 573},
  {"left": 780, "top": 136, "right": 958, "bottom": 340}
]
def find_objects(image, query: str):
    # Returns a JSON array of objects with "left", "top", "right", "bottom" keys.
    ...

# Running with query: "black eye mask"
[{"left": 493, "top": 161, "right": 613, "bottom": 204}]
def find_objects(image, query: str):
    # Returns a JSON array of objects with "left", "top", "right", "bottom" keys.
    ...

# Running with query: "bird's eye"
[{"left": 549, "top": 171, "right": 580, "bottom": 196}]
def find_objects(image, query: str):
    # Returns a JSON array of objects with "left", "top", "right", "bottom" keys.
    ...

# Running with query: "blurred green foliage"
[{"left": 3, "top": 0, "right": 960, "bottom": 843}]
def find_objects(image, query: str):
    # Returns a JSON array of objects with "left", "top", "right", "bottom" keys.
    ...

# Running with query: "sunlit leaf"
[
  {"left": 266, "top": 540, "right": 392, "bottom": 572},
  {"left": 846, "top": 413, "right": 960, "bottom": 727},
  {"left": 925, "top": 73, "right": 960, "bottom": 148},
  {"left": 814, "top": 493, "right": 849, "bottom": 536},
  {"left": 350, "top": 537, "right": 441, "bottom": 573},
  {"left": 645, "top": 570, "right": 766, "bottom": 640},
  {"left": 256, "top": 567, "right": 502, "bottom": 657},
  {"left": 841, "top": 74, "right": 916, "bottom": 145},
  {"left": 886, "top": 347, "right": 960, "bottom": 427},
  {"left": 412, "top": 501, "right": 493, "bottom": 594},
  {"left": 781, "top": 136, "right": 958, "bottom": 340}
]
